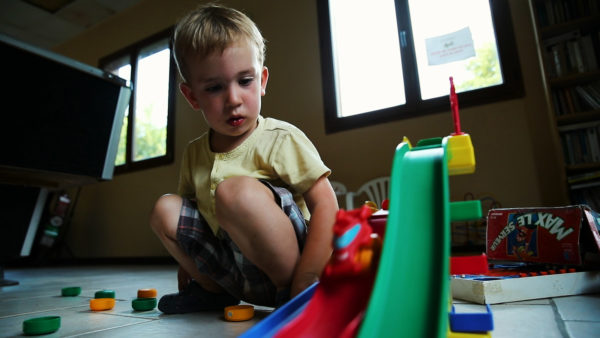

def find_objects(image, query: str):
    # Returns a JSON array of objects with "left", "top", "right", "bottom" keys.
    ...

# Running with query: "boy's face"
[{"left": 180, "top": 40, "right": 268, "bottom": 152}]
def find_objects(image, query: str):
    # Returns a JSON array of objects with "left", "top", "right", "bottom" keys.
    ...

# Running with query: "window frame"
[
  {"left": 316, "top": 0, "right": 524, "bottom": 133},
  {"left": 99, "top": 28, "right": 176, "bottom": 174}
]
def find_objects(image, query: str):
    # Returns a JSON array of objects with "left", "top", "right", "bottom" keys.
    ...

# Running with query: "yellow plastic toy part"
[
  {"left": 363, "top": 201, "right": 378, "bottom": 212},
  {"left": 224, "top": 305, "right": 254, "bottom": 321},
  {"left": 402, "top": 136, "right": 413, "bottom": 149},
  {"left": 446, "top": 134, "right": 475, "bottom": 176},
  {"left": 90, "top": 298, "right": 116, "bottom": 311},
  {"left": 447, "top": 329, "right": 492, "bottom": 338}
]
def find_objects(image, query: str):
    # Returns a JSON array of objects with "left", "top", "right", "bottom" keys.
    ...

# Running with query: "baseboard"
[{"left": 2, "top": 256, "right": 177, "bottom": 267}]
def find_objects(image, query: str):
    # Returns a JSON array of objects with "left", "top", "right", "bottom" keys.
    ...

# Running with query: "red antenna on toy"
[{"left": 449, "top": 76, "right": 463, "bottom": 135}]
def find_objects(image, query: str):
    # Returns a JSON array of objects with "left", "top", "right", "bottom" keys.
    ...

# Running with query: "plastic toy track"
[
  {"left": 23, "top": 316, "right": 61, "bottom": 335},
  {"left": 358, "top": 138, "right": 451, "bottom": 338},
  {"left": 224, "top": 305, "right": 254, "bottom": 321},
  {"left": 61, "top": 286, "right": 81, "bottom": 297},
  {"left": 132, "top": 297, "right": 157, "bottom": 311}
]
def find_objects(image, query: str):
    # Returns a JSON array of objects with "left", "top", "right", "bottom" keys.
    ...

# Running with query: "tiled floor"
[
  {"left": 1, "top": 265, "right": 599, "bottom": 337},
  {"left": 0, "top": 265, "right": 271, "bottom": 338}
]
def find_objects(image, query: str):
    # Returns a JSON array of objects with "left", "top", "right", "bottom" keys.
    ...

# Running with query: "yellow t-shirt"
[{"left": 178, "top": 115, "right": 331, "bottom": 235}]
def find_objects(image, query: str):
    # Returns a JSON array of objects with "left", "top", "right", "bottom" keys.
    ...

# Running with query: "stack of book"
[
  {"left": 543, "top": 30, "right": 598, "bottom": 80},
  {"left": 558, "top": 120, "right": 600, "bottom": 164},
  {"left": 552, "top": 82, "right": 600, "bottom": 116}
]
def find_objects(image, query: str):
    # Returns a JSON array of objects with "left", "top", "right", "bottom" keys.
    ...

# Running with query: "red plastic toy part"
[
  {"left": 274, "top": 205, "right": 381, "bottom": 337},
  {"left": 324, "top": 206, "right": 377, "bottom": 277},
  {"left": 381, "top": 199, "right": 389, "bottom": 210},
  {"left": 450, "top": 254, "right": 489, "bottom": 275},
  {"left": 449, "top": 76, "right": 463, "bottom": 135}
]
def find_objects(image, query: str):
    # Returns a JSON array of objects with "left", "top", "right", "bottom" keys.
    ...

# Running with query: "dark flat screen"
[{"left": 0, "top": 34, "right": 130, "bottom": 187}]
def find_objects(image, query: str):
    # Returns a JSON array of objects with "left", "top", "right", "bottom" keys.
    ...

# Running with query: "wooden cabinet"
[{"left": 530, "top": 0, "right": 600, "bottom": 209}]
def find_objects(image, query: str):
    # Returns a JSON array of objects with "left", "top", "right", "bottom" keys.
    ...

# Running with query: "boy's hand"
[
  {"left": 290, "top": 176, "right": 338, "bottom": 298},
  {"left": 291, "top": 271, "right": 320, "bottom": 298},
  {"left": 177, "top": 266, "right": 192, "bottom": 291}
]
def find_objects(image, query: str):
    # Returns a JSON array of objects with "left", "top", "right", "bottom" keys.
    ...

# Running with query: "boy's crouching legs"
[
  {"left": 215, "top": 177, "right": 301, "bottom": 289},
  {"left": 149, "top": 194, "right": 223, "bottom": 294},
  {"left": 150, "top": 194, "right": 238, "bottom": 314}
]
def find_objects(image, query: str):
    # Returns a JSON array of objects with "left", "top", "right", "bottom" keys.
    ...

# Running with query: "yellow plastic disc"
[
  {"left": 90, "top": 298, "right": 116, "bottom": 311},
  {"left": 224, "top": 305, "right": 254, "bottom": 322},
  {"left": 137, "top": 288, "right": 157, "bottom": 298}
]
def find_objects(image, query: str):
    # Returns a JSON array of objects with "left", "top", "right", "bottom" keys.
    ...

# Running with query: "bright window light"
[
  {"left": 408, "top": 0, "right": 502, "bottom": 99},
  {"left": 329, "top": 0, "right": 405, "bottom": 117},
  {"left": 134, "top": 45, "right": 170, "bottom": 161}
]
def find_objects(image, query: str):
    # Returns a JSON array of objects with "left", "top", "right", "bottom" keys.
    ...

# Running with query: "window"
[
  {"left": 317, "top": 0, "right": 523, "bottom": 133},
  {"left": 99, "top": 28, "right": 176, "bottom": 173}
]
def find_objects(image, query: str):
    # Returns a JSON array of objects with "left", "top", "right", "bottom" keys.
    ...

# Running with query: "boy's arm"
[{"left": 291, "top": 175, "right": 338, "bottom": 297}]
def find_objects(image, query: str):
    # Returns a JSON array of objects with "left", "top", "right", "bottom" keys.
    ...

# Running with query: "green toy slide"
[{"left": 358, "top": 135, "right": 480, "bottom": 338}]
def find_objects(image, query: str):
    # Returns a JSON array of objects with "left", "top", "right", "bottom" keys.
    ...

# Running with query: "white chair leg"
[{"left": 345, "top": 192, "right": 354, "bottom": 210}]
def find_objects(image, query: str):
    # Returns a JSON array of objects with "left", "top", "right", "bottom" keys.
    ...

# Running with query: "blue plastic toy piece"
[
  {"left": 449, "top": 304, "right": 494, "bottom": 333},
  {"left": 239, "top": 282, "right": 318, "bottom": 338}
]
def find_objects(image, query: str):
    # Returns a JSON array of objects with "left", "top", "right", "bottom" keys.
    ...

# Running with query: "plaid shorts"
[{"left": 176, "top": 180, "right": 307, "bottom": 307}]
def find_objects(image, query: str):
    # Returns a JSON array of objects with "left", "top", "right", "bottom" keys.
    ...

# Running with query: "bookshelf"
[{"left": 530, "top": 0, "right": 600, "bottom": 210}]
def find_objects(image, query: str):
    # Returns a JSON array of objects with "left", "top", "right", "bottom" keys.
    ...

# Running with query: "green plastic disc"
[
  {"left": 94, "top": 289, "right": 115, "bottom": 299},
  {"left": 61, "top": 286, "right": 81, "bottom": 297},
  {"left": 23, "top": 316, "right": 60, "bottom": 335},
  {"left": 132, "top": 297, "right": 157, "bottom": 311}
]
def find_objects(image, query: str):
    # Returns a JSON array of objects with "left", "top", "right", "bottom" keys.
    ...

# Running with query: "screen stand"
[{"left": 0, "top": 265, "right": 18, "bottom": 286}]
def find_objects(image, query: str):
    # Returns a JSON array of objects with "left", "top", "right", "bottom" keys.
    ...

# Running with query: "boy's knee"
[
  {"left": 215, "top": 177, "right": 272, "bottom": 216},
  {"left": 150, "top": 194, "right": 182, "bottom": 233},
  {"left": 216, "top": 177, "right": 260, "bottom": 205}
]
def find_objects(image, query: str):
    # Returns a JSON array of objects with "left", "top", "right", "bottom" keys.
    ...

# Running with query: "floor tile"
[
  {"left": 564, "top": 320, "right": 600, "bottom": 338},
  {"left": 3, "top": 265, "right": 597, "bottom": 337},
  {"left": 81, "top": 311, "right": 265, "bottom": 338},
  {"left": 0, "top": 306, "right": 153, "bottom": 337},
  {"left": 490, "top": 304, "right": 563, "bottom": 338},
  {"left": 0, "top": 294, "right": 89, "bottom": 318},
  {"left": 0, "top": 265, "right": 272, "bottom": 338},
  {"left": 553, "top": 294, "right": 600, "bottom": 321}
]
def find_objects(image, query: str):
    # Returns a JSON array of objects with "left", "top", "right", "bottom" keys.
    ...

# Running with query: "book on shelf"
[
  {"left": 570, "top": 184, "right": 600, "bottom": 211},
  {"left": 575, "top": 85, "right": 600, "bottom": 109},
  {"left": 579, "top": 35, "right": 598, "bottom": 72},
  {"left": 563, "top": 133, "right": 575, "bottom": 164},
  {"left": 559, "top": 122, "right": 600, "bottom": 165},
  {"left": 543, "top": 32, "right": 598, "bottom": 78},
  {"left": 589, "top": 127, "right": 600, "bottom": 162},
  {"left": 543, "top": 30, "right": 579, "bottom": 77},
  {"left": 587, "top": 83, "right": 600, "bottom": 100},
  {"left": 567, "top": 39, "right": 585, "bottom": 73},
  {"left": 552, "top": 83, "right": 600, "bottom": 115}
]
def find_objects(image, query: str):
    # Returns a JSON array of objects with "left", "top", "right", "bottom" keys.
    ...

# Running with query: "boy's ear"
[
  {"left": 179, "top": 82, "right": 201, "bottom": 110},
  {"left": 260, "top": 66, "right": 269, "bottom": 96}
]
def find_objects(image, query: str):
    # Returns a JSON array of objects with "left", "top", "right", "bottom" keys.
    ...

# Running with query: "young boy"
[{"left": 150, "top": 4, "right": 338, "bottom": 313}]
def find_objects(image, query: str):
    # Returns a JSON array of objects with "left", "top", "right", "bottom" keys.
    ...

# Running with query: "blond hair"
[{"left": 173, "top": 3, "right": 266, "bottom": 83}]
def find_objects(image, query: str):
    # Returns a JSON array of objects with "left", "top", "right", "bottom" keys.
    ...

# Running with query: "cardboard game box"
[
  {"left": 486, "top": 205, "right": 600, "bottom": 265},
  {"left": 452, "top": 205, "right": 600, "bottom": 304}
]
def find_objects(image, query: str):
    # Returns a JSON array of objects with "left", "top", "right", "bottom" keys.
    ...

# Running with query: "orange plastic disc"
[
  {"left": 224, "top": 305, "right": 254, "bottom": 322},
  {"left": 90, "top": 298, "right": 116, "bottom": 311},
  {"left": 137, "top": 288, "right": 157, "bottom": 298}
]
